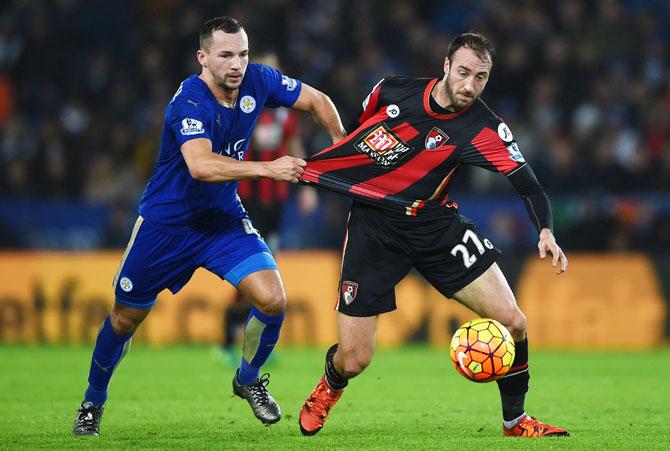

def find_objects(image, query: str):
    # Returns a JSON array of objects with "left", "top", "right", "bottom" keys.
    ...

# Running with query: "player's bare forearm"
[
  {"left": 181, "top": 138, "right": 304, "bottom": 183},
  {"left": 313, "top": 95, "right": 347, "bottom": 144},
  {"left": 292, "top": 83, "right": 346, "bottom": 144},
  {"left": 537, "top": 227, "right": 568, "bottom": 275},
  {"left": 189, "top": 153, "right": 267, "bottom": 182},
  {"left": 193, "top": 155, "right": 305, "bottom": 183}
]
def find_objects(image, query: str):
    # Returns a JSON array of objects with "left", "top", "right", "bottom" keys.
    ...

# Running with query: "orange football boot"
[
  {"left": 299, "top": 375, "right": 344, "bottom": 436},
  {"left": 504, "top": 415, "right": 569, "bottom": 437}
]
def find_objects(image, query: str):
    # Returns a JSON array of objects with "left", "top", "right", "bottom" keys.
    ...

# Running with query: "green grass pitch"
[{"left": 1, "top": 345, "right": 669, "bottom": 449}]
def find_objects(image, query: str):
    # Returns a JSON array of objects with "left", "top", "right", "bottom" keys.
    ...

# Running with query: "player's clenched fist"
[{"left": 265, "top": 155, "right": 306, "bottom": 183}]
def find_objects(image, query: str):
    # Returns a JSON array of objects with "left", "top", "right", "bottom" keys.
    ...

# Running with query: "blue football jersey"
[{"left": 138, "top": 64, "right": 302, "bottom": 233}]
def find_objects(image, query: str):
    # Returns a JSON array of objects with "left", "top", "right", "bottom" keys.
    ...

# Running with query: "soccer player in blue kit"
[{"left": 72, "top": 16, "right": 346, "bottom": 436}]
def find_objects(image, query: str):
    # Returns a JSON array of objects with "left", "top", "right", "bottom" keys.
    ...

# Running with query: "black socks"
[
  {"left": 324, "top": 343, "right": 348, "bottom": 390},
  {"left": 496, "top": 337, "right": 529, "bottom": 421}
]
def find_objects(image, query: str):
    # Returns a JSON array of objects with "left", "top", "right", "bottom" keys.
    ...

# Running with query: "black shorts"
[{"left": 337, "top": 202, "right": 500, "bottom": 317}]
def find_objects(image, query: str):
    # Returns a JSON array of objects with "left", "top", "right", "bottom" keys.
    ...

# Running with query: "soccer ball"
[{"left": 449, "top": 318, "right": 515, "bottom": 383}]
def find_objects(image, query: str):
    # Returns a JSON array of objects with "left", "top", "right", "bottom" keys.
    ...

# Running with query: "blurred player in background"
[
  {"left": 299, "top": 32, "right": 569, "bottom": 437},
  {"left": 221, "top": 52, "right": 318, "bottom": 365},
  {"left": 72, "top": 16, "right": 345, "bottom": 436}
]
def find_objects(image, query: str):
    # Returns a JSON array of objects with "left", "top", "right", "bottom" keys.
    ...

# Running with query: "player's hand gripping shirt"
[
  {"left": 301, "top": 77, "right": 527, "bottom": 217},
  {"left": 139, "top": 64, "right": 302, "bottom": 233}
]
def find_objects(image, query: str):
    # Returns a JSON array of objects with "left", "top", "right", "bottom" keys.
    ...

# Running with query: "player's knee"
[
  {"left": 504, "top": 310, "right": 527, "bottom": 342},
  {"left": 110, "top": 305, "right": 148, "bottom": 336},
  {"left": 110, "top": 312, "right": 142, "bottom": 336},
  {"left": 255, "top": 291, "right": 286, "bottom": 316}
]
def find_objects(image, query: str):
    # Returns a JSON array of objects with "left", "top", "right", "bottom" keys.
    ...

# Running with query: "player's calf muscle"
[
  {"left": 334, "top": 346, "right": 373, "bottom": 377},
  {"left": 335, "top": 355, "right": 368, "bottom": 378}
]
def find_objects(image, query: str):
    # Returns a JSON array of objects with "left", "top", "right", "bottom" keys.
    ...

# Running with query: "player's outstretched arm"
[
  {"left": 291, "top": 83, "right": 347, "bottom": 144},
  {"left": 507, "top": 164, "right": 568, "bottom": 275},
  {"left": 538, "top": 228, "right": 568, "bottom": 275},
  {"left": 181, "top": 138, "right": 305, "bottom": 183}
]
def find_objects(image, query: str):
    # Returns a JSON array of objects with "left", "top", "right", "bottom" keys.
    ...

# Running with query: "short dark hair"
[
  {"left": 447, "top": 32, "right": 495, "bottom": 66},
  {"left": 199, "top": 16, "right": 244, "bottom": 49}
]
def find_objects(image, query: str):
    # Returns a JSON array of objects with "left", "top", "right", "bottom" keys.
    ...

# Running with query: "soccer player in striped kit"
[{"left": 299, "top": 32, "right": 569, "bottom": 438}]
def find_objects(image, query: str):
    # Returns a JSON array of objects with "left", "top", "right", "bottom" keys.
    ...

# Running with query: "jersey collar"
[{"left": 195, "top": 74, "right": 241, "bottom": 109}]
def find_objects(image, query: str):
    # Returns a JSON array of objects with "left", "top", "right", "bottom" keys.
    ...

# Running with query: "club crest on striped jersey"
[
  {"left": 341, "top": 281, "right": 358, "bottom": 305},
  {"left": 425, "top": 127, "right": 449, "bottom": 150},
  {"left": 355, "top": 123, "right": 413, "bottom": 167}
]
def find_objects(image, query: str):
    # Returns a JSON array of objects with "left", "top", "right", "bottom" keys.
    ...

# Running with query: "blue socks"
[
  {"left": 84, "top": 308, "right": 281, "bottom": 402},
  {"left": 84, "top": 316, "right": 133, "bottom": 407},
  {"left": 237, "top": 307, "right": 284, "bottom": 385}
]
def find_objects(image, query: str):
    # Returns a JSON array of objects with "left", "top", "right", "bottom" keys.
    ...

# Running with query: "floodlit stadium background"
[{"left": 0, "top": 0, "right": 668, "bottom": 347}]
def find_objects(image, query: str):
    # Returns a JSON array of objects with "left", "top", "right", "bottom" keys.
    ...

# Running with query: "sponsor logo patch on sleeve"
[
  {"left": 180, "top": 118, "right": 205, "bottom": 136},
  {"left": 281, "top": 75, "right": 298, "bottom": 91},
  {"left": 506, "top": 142, "right": 525, "bottom": 163},
  {"left": 354, "top": 123, "right": 413, "bottom": 167},
  {"left": 386, "top": 104, "right": 400, "bottom": 118},
  {"left": 497, "top": 122, "right": 514, "bottom": 143}
]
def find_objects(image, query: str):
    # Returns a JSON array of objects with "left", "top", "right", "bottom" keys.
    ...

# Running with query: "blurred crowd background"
[{"left": 0, "top": 0, "right": 669, "bottom": 252}]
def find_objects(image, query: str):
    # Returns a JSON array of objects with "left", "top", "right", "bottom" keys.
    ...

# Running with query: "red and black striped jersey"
[
  {"left": 238, "top": 108, "right": 300, "bottom": 206},
  {"left": 301, "top": 76, "right": 527, "bottom": 216}
]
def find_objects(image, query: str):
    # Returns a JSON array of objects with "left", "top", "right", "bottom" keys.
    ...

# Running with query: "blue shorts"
[{"left": 113, "top": 216, "right": 277, "bottom": 309}]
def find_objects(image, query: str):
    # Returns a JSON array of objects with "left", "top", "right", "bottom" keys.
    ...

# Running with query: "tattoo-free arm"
[
  {"left": 291, "top": 83, "right": 347, "bottom": 144},
  {"left": 181, "top": 138, "right": 305, "bottom": 183}
]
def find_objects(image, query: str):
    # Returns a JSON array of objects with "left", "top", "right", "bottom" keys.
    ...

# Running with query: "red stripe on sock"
[{"left": 508, "top": 363, "right": 529, "bottom": 374}]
